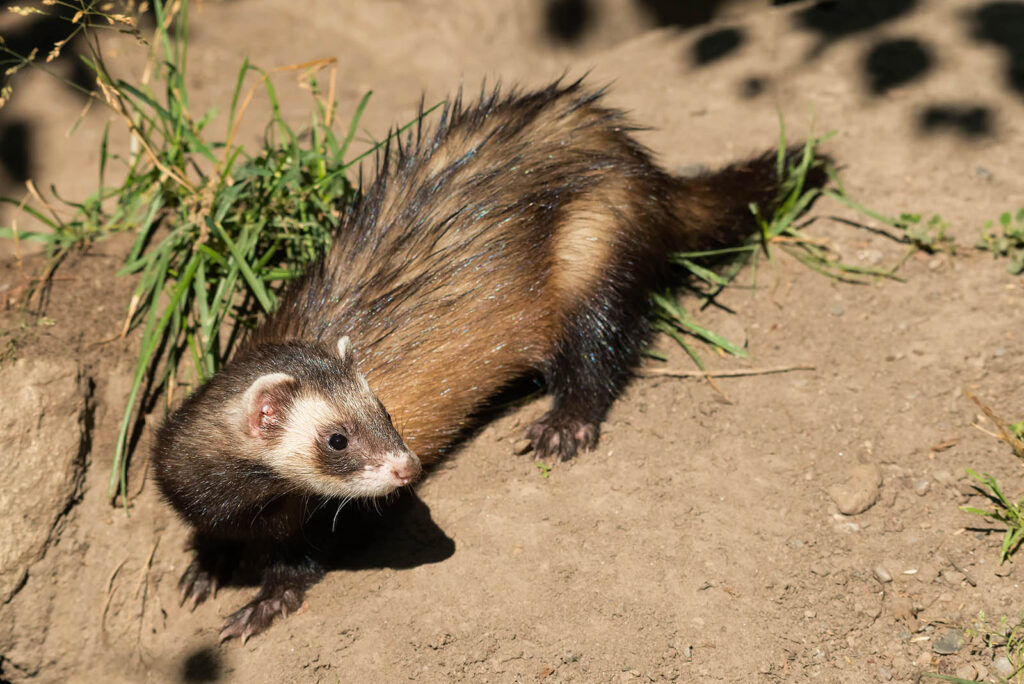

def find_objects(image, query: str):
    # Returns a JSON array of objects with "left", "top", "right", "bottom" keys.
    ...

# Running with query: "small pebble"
[
  {"left": 873, "top": 565, "right": 893, "bottom": 583},
  {"left": 955, "top": 663, "right": 978, "bottom": 681},
  {"left": 804, "top": 610, "right": 816, "bottom": 618},
  {"left": 933, "top": 470, "right": 954, "bottom": 485},
  {"left": 913, "top": 479, "right": 930, "bottom": 496},
  {"left": 877, "top": 665, "right": 892, "bottom": 681},
  {"left": 830, "top": 304, "right": 845, "bottom": 317},
  {"left": 975, "top": 165, "right": 993, "bottom": 181},
  {"left": 512, "top": 438, "right": 533, "bottom": 455},
  {"left": 827, "top": 464, "right": 882, "bottom": 515},
  {"left": 993, "top": 655, "right": 1014, "bottom": 677},
  {"left": 932, "top": 629, "right": 965, "bottom": 655}
]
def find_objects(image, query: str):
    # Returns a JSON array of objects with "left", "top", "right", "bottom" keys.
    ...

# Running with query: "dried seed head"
[
  {"left": 46, "top": 39, "right": 68, "bottom": 63},
  {"left": 7, "top": 6, "right": 45, "bottom": 16}
]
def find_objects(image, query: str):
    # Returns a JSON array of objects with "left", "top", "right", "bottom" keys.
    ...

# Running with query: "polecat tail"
[{"left": 669, "top": 146, "right": 829, "bottom": 253}]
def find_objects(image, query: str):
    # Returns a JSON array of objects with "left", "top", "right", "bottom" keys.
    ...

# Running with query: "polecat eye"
[{"left": 328, "top": 433, "right": 348, "bottom": 451}]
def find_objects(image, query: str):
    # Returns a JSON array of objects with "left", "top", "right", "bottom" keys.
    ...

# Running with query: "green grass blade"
[{"left": 208, "top": 217, "right": 274, "bottom": 312}]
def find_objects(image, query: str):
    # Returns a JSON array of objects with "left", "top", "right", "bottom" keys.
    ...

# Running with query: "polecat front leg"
[{"left": 218, "top": 546, "right": 324, "bottom": 643}]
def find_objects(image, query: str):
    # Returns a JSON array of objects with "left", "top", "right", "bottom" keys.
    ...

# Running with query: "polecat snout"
[{"left": 153, "top": 77, "right": 820, "bottom": 643}]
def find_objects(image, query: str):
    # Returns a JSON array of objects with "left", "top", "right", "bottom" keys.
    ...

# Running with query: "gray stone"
[
  {"left": 0, "top": 357, "right": 89, "bottom": 603},
  {"left": 931, "top": 629, "right": 965, "bottom": 655},
  {"left": 993, "top": 656, "right": 1015, "bottom": 677}
]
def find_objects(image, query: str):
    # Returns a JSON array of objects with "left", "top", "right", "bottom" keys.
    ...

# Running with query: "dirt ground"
[{"left": 3, "top": 0, "right": 1024, "bottom": 681}]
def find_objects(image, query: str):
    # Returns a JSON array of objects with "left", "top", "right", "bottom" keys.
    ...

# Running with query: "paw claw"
[
  {"left": 178, "top": 558, "right": 216, "bottom": 610},
  {"left": 526, "top": 413, "right": 599, "bottom": 462},
  {"left": 219, "top": 589, "right": 303, "bottom": 644}
]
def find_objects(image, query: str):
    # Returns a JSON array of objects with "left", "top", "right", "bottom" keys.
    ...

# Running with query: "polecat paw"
[
  {"left": 526, "top": 413, "right": 599, "bottom": 461},
  {"left": 219, "top": 587, "right": 303, "bottom": 644},
  {"left": 178, "top": 558, "right": 217, "bottom": 611}
]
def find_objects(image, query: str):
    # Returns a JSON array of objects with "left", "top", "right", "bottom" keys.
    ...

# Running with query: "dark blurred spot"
[
  {"left": 692, "top": 27, "right": 745, "bottom": 65},
  {"left": 544, "top": 0, "right": 591, "bottom": 44},
  {"left": 740, "top": 76, "right": 768, "bottom": 99},
  {"left": 0, "top": 121, "right": 31, "bottom": 183},
  {"left": 772, "top": 0, "right": 808, "bottom": 5},
  {"left": 0, "top": 1, "right": 100, "bottom": 200},
  {"left": 969, "top": 2, "right": 1024, "bottom": 96},
  {"left": 0, "top": 4, "right": 93, "bottom": 93},
  {"left": 182, "top": 647, "right": 222, "bottom": 682},
  {"left": 795, "top": 0, "right": 918, "bottom": 59},
  {"left": 919, "top": 105, "right": 994, "bottom": 138},
  {"left": 863, "top": 38, "right": 933, "bottom": 94},
  {"left": 636, "top": 0, "right": 724, "bottom": 28}
]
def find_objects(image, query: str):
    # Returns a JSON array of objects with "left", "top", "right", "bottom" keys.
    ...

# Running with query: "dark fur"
[{"left": 154, "top": 77, "right": 822, "bottom": 641}]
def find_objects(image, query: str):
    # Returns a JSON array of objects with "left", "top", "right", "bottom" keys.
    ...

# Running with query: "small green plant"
[
  {"left": 823, "top": 176, "right": 957, "bottom": 265},
  {"left": 897, "top": 213, "right": 954, "bottom": 254},
  {"left": 536, "top": 462, "right": 552, "bottom": 479},
  {"left": 966, "top": 609, "right": 1024, "bottom": 683},
  {"left": 962, "top": 469, "right": 1024, "bottom": 564},
  {"left": 978, "top": 208, "right": 1024, "bottom": 274}
]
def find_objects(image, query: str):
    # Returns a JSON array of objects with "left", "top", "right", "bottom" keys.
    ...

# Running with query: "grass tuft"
[
  {"left": 978, "top": 207, "right": 1024, "bottom": 274},
  {"left": 961, "top": 392, "right": 1024, "bottom": 564},
  {"left": 964, "top": 609, "right": 1024, "bottom": 683},
  {"left": 962, "top": 469, "right": 1024, "bottom": 564}
]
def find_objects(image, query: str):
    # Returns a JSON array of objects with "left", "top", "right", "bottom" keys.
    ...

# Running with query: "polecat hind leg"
[
  {"left": 219, "top": 550, "right": 324, "bottom": 644},
  {"left": 528, "top": 290, "right": 652, "bottom": 461},
  {"left": 179, "top": 534, "right": 240, "bottom": 611}
]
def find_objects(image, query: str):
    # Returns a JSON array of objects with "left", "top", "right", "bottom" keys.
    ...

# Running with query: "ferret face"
[{"left": 241, "top": 337, "right": 421, "bottom": 499}]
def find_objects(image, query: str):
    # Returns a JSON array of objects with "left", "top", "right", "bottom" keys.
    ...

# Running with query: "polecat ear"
[
  {"left": 336, "top": 336, "right": 353, "bottom": 363},
  {"left": 241, "top": 372, "right": 297, "bottom": 438}
]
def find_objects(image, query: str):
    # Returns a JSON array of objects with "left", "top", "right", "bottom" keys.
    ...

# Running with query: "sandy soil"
[{"left": 3, "top": 0, "right": 1024, "bottom": 681}]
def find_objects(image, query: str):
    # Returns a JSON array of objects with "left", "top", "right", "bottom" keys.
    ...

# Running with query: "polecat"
[{"left": 153, "top": 78, "right": 819, "bottom": 643}]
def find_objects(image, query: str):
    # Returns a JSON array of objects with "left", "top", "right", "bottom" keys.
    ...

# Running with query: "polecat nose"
[{"left": 388, "top": 452, "right": 422, "bottom": 485}]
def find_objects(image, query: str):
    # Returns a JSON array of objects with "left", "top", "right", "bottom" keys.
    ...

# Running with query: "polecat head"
[{"left": 229, "top": 336, "right": 421, "bottom": 498}]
